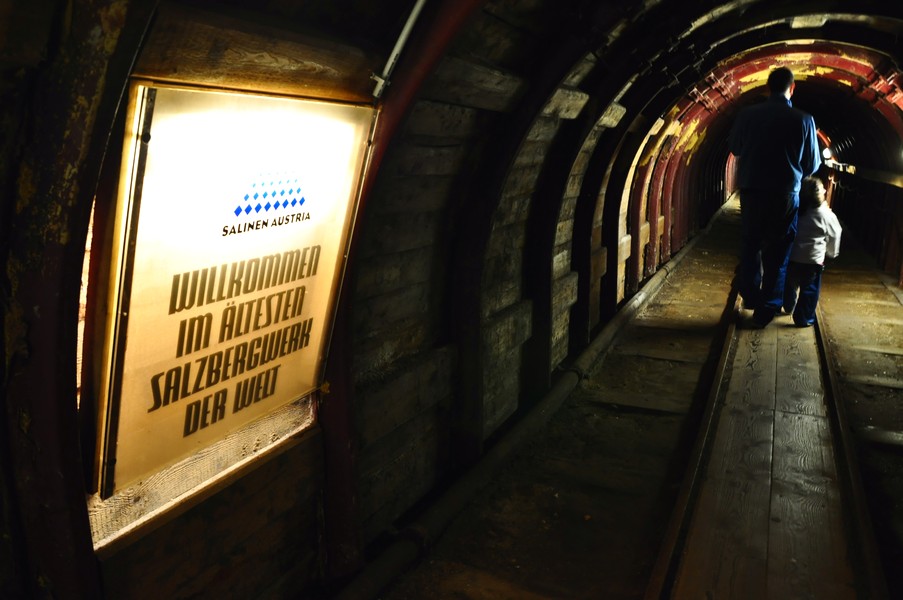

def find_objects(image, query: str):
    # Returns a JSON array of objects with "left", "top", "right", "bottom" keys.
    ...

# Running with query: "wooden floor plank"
[
  {"left": 672, "top": 477, "right": 771, "bottom": 600},
  {"left": 770, "top": 408, "right": 847, "bottom": 595},
  {"left": 767, "top": 478, "right": 856, "bottom": 600},
  {"left": 705, "top": 404, "right": 774, "bottom": 481},
  {"left": 771, "top": 411, "right": 834, "bottom": 482},
  {"left": 774, "top": 321, "right": 820, "bottom": 369},
  {"left": 848, "top": 344, "right": 903, "bottom": 356},
  {"left": 610, "top": 324, "right": 715, "bottom": 364},
  {"left": 821, "top": 319, "right": 903, "bottom": 344},
  {"left": 844, "top": 373, "right": 903, "bottom": 389},
  {"left": 775, "top": 325, "right": 826, "bottom": 417},
  {"left": 673, "top": 313, "right": 858, "bottom": 600},
  {"left": 638, "top": 300, "right": 725, "bottom": 326},
  {"left": 726, "top": 326, "right": 777, "bottom": 409},
  {"left": 583, "top": 353, "right": 700, "bottom": 414}
]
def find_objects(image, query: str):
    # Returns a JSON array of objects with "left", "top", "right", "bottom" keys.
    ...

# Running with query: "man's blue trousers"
[{"left": 737, "top": 189, "right": 798, "bottom": 325}]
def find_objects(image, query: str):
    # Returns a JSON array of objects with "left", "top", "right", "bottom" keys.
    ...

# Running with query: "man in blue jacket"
[{"left": 729, "top": 66, "right": 821, "bottom": 328}]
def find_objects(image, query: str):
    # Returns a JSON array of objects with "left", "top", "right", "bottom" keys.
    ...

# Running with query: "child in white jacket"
[{"left": 782, "top": 176, "right": 842, "bottom": 327}]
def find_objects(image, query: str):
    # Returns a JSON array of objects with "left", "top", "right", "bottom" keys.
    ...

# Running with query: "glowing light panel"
[{"left": 104, "top": 84, "right": 373, "bottom": 490}]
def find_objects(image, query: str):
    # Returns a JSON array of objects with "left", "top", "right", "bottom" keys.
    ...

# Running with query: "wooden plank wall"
[
  {"left": 100, "top": 428, "right": 325, "bottom": 599},
  {"left": 351, "top": 1, "right": 538, "bottom": 539},
  {"left": 132, "top": 3, "right": 380, "bottom": 102}
]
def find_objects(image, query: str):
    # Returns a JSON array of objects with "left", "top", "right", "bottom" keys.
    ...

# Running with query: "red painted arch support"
[{"left": 320, "top": 0, "right": 486, "bottom": 580}]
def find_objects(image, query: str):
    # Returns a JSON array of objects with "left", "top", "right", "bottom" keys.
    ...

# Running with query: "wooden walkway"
[
  {"left": 670, "top": 308, "right": 857, "bottom": 598},
  {"left": 376, "top": 199, "right": 887, "bottom": 600}
]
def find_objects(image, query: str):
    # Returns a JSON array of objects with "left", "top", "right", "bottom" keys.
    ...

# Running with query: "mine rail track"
[
  {"left": 644, "top": 292, "right": 889, "bottom": 600},
  {"left": 369, "top": 205, "right": 899, "bottom": 600},
  {"left": 816, "top": 307, "right": 889, "bottom": 600}
]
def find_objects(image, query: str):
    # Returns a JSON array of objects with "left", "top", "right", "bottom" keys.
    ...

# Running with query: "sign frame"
[{"left": 91, "top": 79, "right": 375, "bottom": 533}]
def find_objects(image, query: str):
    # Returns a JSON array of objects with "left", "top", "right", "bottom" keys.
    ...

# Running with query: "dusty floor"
[
  {"left": 374, "top": 205, "right": 903, "bottom": 599},
  {"left": 819, "top": 239, "right": 903, "bottom": 595},
  {"left": 379, "top": 210, "right": 739, "bottom": 599}
]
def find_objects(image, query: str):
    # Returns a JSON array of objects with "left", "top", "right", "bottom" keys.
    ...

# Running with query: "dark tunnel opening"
[{"left": 617, "top": 31, "right": 903, "bottom": 290}]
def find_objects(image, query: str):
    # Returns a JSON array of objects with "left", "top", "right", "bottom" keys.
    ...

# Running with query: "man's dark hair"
[{"left": 767, "top": 67, "right": 794, "bottom": 94}]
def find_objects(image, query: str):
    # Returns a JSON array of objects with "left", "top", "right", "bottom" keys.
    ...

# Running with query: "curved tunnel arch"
[
  {"left": 4, "top": 0, "right": 903, "bottom": 595},
  {"left": 442, "top": 0, "right": 903, "bottom": 522},
  {"left": 440, "top": 0, "right": 903, "bottom": 442},
  {"left": 601, "top": 9, "right": 903, "bottom": 313}
]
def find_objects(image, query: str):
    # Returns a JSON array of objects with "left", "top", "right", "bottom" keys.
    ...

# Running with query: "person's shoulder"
[
  {"left": 800, "top": 207, "right": 819, "bottom": 222},
  {"left": 789, "top": 105, "right": 815, "bottom": 122},
  {"left": 817, "top": 204, "right": 841, "bottom": 222}
]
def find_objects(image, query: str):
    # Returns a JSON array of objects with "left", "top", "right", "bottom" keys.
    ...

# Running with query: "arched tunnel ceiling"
[
  {"left": 605, "top": 5, "right": 903, "bottom": 180},
  {"left": 172, "top": 2, "right": 903, "bottom": 171},
  {"left": 691, "top": 40, "right": 903, "bottom": 166}
]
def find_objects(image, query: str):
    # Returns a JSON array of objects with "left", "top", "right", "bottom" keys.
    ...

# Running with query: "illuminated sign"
[{"left": 101, "top": 83, "right": 373, "bottom": 493}]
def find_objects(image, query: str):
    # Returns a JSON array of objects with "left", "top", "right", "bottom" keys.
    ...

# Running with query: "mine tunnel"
[{"left": 3, "top": 0, "right": 903, "bottom": 598}]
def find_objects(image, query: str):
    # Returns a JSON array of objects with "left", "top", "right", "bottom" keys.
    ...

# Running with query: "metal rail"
[
  {"left": 645, "top": 297, "right": 890, "bottom": 599},
  {"left": 815, "top": 307, "right": 890, "bottom": 600},
  {"left": 643, "top": 288, "right": 741, "bottom": 600}
]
